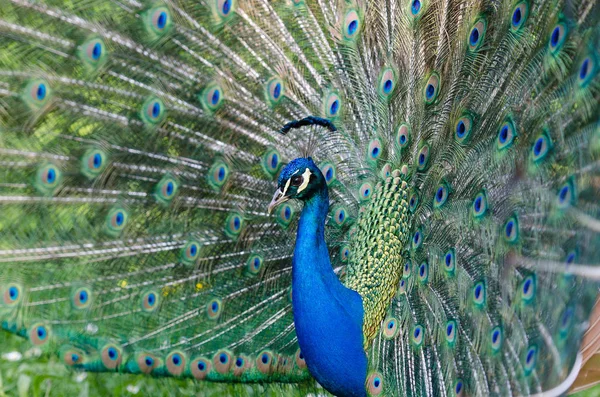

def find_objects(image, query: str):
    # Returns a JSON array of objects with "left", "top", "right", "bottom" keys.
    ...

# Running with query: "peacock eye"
[{"left": 291, "top": 175, "right": 303, "bottom": 187}]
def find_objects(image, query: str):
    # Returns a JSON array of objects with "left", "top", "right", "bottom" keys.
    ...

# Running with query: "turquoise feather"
[{"left": 0, "top": 0, "right": 599, "bottom": 395}]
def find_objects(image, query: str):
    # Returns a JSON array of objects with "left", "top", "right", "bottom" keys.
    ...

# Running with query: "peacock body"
[{"left": 0, "top": 0, "right": 599, "bottom": 395}]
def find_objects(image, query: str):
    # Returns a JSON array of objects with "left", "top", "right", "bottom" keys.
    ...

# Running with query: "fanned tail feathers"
[{"left": 0, "top": 0, "right": 599, "bottom": 395}]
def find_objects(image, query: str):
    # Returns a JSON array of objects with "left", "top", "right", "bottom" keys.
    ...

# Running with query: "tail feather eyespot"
[
  {"left": 155, "top": 175, "right": 179, "bottom": 204},
  {"left": 207, "top": 298, "right": 223, "bottom": 320},
  {"left": 265, "top": 77, "right": 285, "bottom": 105},
  {"left": 295, "top": 349, "right": 306, "bottom": 369},
  {"left": 81, "top": 149, "right": 108, "bottom": 178},
  {"left": 105, "top": 207, "right": 129, "bottom": 236},
  {"left": 136, "top": 353, "right": 159, "bottom": 374},
  {"left": 101, "top": 344, "right": 122, "bottom": 370},
  {"left": 382, "top": 317, "right": 399, "bottom": 339},
  {"left": 143, "top": 6, "right": 173, "bottom": 37},
  {"left": 224, "top": 213, "right": 244, "bottom": 239},
  {"left": 416, "top": 145, "right": 430, "bottom": 171},
  {"left": 424, "top": 73, "right": 440, "bottom": 104},
  {"left": 78, "top": 38, "right": 107, "bottom": 68},
  {"left": 23, "top": 79, "right": 51, "bottom": 110},
  {"left": 200, "top": 82, "right": 224, "bottom": 111},
  {"left": 63, "top": 348, "right": 85, "bottom": 366},
  {"left": 141, "top": 97, "right": 166, "bottom": 125},
  {"left": 181, "top": 240, "right": 201, "bottom": 265},
  {"left": 472, "top": 281, "right": 486, "bottom": 307},
  {"left": 510, "top": 2, "right": 529, "bottom": 31},
  {"left": 366, "top": 372, "right": 384, "bottom": 395},
  {"left": 29, "top": 323, "right": 51, "bottom": 346},
  {"left": 378, "top": 68, "right": 396, "bottom": 98},
  {"left": 262, "top": 148, "right": 282, "bottom": 177},
  {"left": 141, "top": 290, "right": 160, "bottom": 312},
  {"left": 445, "top": 320, "right": 457, "bottom": 345},
  {"left": 191, "top": 357, "right": 211, "bottom": 379},
  {"left": 524, "top": 345, "right": 538, "bottom": 375},
  {"left": 3, "top": 283, "right": 22, "bottom": 306},
  {"left": 490, "top": 326, "right": 503, "bottom": 353},
  {"left": 72, "top": 287, "right": 92, "bottom": 309},
  {"left": 256, "top": 351, "right": 274, "bottom": 374},
  {"left": 411, "top": 324, "right": 424, "bottom": 347},
  {"left": 454, "top": 114, "right": 473, "bottom": 143},
  {"left": 343, "top": 9, "right": 361, "bottom": 41},
  {"left": 367, "top": 139, "right": 383, "bottom": 162},
  {"left": 323, "top": 91, "right": 342, "bottom": 118},
  {"left": 247, "top": 254, "right": 264, "bottom": 275},
  {"left": 548, "top": 23, "right": 567, "bottom": 53},
  {"left": 215, "top": 0, "right": 236, "bottom": 19},
  {"left": 35, "top": 164, "right": 62, "bottom": 195},
  {"left": 213, "top": 350, "right": 232, "bottom": 374},
  {"left": 468, "top": 19, "right": 486, "bottom": 51},
  {"left": 166, "top": 351, "right": 187, "bottom": 376}
]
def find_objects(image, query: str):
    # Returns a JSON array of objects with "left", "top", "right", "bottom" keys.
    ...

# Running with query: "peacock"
[{"left": 0, "top": 0, "right": 599, "bottom": 395}]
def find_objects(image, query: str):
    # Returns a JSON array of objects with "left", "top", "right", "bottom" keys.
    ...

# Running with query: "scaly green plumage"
[{"left": 346, "top": 173, "right": 410, "bottom": 346}]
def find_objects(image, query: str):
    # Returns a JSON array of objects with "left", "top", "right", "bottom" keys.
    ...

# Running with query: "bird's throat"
[{"left": 291, "top": 186, "right": 368, "bottom": 397}]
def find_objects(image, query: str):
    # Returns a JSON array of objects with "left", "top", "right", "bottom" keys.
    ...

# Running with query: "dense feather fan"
[{"left": 0, "top": 0, "right": 599, "bottom": 395}]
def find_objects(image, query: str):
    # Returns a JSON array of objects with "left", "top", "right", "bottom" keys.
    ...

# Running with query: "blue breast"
[{"left": 291, "top": 192, "right": 367, "bottom": 397}]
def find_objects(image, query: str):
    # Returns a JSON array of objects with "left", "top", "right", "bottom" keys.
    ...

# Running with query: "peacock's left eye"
[{"left": 291, "top": 175, "right": 303, "bottom": 187}]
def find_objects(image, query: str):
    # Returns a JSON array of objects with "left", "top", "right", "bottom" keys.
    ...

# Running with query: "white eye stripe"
[
  {"left": 281, "top": 178, "right": 292, "bottom": 197},
  {"left": 296, "top": 168, "right": 312, "bottom": 193}
]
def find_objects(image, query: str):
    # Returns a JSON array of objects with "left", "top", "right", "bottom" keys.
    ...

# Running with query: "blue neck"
[{"left": 291, "top": 185, "right": 367, "bottom": 397}]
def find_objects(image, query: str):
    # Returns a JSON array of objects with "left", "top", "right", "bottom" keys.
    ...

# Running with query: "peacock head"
[{"left": 268, "top": 157, "right": 325, "bottom": 213}]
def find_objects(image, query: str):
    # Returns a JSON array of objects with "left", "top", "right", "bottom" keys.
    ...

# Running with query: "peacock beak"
[{"left": 268, "top": 188, "right": 290, "bottom": 214}]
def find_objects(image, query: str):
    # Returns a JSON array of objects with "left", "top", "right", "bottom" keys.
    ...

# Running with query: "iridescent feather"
[{"left": 0, "top": 0, "right": 599, "bottom": 395}]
